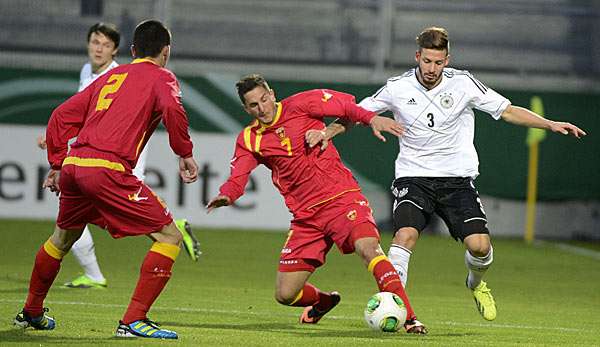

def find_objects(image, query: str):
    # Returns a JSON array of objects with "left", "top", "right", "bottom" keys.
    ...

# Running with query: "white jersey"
[
  {"left": 359, "top": 67, "right": 510, "bottom": 179},
  {"left": 78, "top": 60, "right": 119, "bottom": 92},
  {"left": 77, "top": 60, "right": 148, "bottom": 180}
]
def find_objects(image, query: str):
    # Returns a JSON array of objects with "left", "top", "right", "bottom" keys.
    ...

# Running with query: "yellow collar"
[
  {"left": 259, "top": 102, "right": 283, "bottom": 128},
  {"left": 131, "top": 58, "right": 159, "bottom": 65}
]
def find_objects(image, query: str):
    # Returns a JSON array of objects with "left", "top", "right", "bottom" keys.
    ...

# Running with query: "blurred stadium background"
[{"left": 0, "top": 0, "right": 599, "bottom": 241}]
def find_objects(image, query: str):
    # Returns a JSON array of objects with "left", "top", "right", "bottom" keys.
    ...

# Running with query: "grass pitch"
[{"left": 0, "top": 219, "right": 599, "bottom": 346}]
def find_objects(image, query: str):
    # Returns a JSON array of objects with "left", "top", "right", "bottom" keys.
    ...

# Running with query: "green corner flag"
[{"left": 526, "top": 96, "right": 547, "bottom": 146}]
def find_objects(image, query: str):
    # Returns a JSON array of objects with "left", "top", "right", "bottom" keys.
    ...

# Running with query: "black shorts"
[{"left": 391, "top": 177, "right": 489, "bottom": 241}]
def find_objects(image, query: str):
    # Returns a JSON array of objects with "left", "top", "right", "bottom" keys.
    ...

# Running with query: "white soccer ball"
[{"left": 364, "top": 292, "right": 407, "bottom": 332}]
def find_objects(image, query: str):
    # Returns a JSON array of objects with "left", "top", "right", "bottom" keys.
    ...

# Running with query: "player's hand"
[
  {"left": 206, "top": 195, "right": 232, "bottom": 213},
  {"left": 37, "top": 134, "right": 47, "bottom": 149},
  {"left": 42, "top": 169, "right": 60, "bottom": 196},
  {"left": 305, "top": 129, "right": 329, "bottom": 150},
  {"left": 369, "top": 115, "right": 404, "bottom": 142},
  {"left": 548, "top": 121, "right": 587, "bottom": 139},
  {"left": 179, "top": 157, "right": 199, "bottom": 183}
]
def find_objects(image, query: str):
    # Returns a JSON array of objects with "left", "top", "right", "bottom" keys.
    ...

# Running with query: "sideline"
[{"left": 536, "top": 240, "right": 600, "bottom": 261}]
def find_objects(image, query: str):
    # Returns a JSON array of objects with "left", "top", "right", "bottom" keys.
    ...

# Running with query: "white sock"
[
  {"left": 71, "top": 226, "right": 105, "bottom": 282},
  {"left": 388, "top": 244, "right": 412, "bottom": 287},
  {"left": 464, "top": 246, "right": 493, "bottom": 290}
]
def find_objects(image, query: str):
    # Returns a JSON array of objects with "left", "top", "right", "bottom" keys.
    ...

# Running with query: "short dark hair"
[
  {"left": 87, "top": 22, "right": 120, "bottom": 48},
  {"left": 132, "top": 19, "right": 171, "bottom": 58},
  {"left": 235, "top": 74, "right": 271, "bottom": 104},
  {"left": 416, "top": 27, "right": 449, "bottom": 54}
]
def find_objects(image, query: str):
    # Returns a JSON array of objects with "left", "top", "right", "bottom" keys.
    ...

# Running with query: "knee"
[
  {"left": 168, "top": 223, "right": 183, "bottom": 244},
  {"left": 51, "top": 239, "right": 72, "bottom": 254},
  {"left": 392, "top": 227, "right": 419, "bottom": 249},
  {"left": 154, "top": 223, "right": 183, "bottom": 245},
  {"left": 171, "top": 230, "right": 183, "bottom": 244},
  {"left": 161, "top": 233, "right": 182, "bottom": 246},
  {"left": 465, "top": 235, "right": 491, "bottom": 257},
  {"left": 50, "top": 227, "right": 82, "bottom": 253},
  {"left": 470, "top": 245, "right": 491, "bottom": 257},
  {"left": 274, "top": 287, "right": 299, "bottom": 305},
  {"left": 354, "top": 238, "right": 384, "bottom": 266}
]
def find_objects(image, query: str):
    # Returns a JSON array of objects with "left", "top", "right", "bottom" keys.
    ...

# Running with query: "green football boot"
[
  {"left": 64, "top": 274, "right": 107, "bottom": 289},
  {"left": 175, "top": 219, "right": 201, "bottom": 262},
  {"left": 471, "top": 280, "right": 497, "bottom": 321}
]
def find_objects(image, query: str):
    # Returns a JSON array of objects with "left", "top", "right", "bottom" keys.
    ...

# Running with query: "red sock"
[
  {"left": 122, "top": 243, "right": 179, "bottom": 324},
  {"left": 370, "top": 256, "right": 416, "bottom": 320},
  {"left": 24, "top": 240, "right": 64, "bottom": 317},
  {"left": 289, "top": 282, "right": 332, "bottom": 308}
]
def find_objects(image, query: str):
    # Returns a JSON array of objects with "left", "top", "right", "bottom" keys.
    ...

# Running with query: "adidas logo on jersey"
[{"left": 407, "top": 98, "right": 417, "bottom": 105}]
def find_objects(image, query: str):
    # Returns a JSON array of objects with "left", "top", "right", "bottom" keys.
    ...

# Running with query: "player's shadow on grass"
[
  {"left": 287, "top": 328, "right": 427, "bottom": 339},
  {"left": 162, "top": 321, "right": 415, "bottom": 338},
  {"left": 0, "top": 287, "right": 28, "bottom": 294},
  {"left": 0, "top": 328, "right": 115, "bottom": 343},
  {"left": 0, "top": 276, "right": 30, "bottom": 294},
  {"left": 0, "top": 275, "right": 29, "bottom": 285},
  {"left": 438, "top": 332, "right": 479, "bottom": 337},
  {"left": 162, "top": 320, "right": 298, "bottom": 333}
]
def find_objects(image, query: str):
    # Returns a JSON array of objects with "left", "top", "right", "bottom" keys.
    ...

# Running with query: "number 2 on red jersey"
[{"left": 95, "top": 73, "right": 128, "bottom": 111}]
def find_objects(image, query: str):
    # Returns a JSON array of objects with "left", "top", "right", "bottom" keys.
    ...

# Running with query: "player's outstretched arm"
[
  {"left": 501, "top": 105, "right": 587, "bottom": 139},
  {"left": 206, "top": 195, "right": 232, "bottom": 213},
  {"left": 369, "top": 115, "right": 404, "bottom": 142},
  {"left": 179, "top": 157, "right": 199, "bottom": 183},
  {"left": 547, "top": 120, "right": 587, "bottom": 138}
]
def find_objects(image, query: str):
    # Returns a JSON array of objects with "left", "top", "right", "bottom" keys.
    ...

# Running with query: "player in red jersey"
[
  {"left": 13, "top": 20, "right": 198, "bottom": 340},
  {"left": 207, "top": 74, "right": 427, "bottom": 334}
]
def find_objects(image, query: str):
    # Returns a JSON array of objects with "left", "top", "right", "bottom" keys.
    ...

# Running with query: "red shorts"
[
  {"left": 56, "top": 148, "right": 172, "bottom": 238},
  {"left": 279, "top": 191, "right": 379, "bottom": 272}
]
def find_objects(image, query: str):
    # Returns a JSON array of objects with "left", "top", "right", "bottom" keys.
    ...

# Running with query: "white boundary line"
[
  {"left": 0, "top": 299, "right": 583, "bottom": 332},
  {"left": 536, "top": 240, "right": 600, "bottom": 261}
]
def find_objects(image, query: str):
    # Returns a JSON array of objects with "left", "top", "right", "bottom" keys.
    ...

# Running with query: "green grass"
[{"left": 0, "top": 219, "right": 599, "bottom": 346}]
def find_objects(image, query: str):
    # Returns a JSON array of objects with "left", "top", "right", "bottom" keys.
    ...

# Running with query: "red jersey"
[
  {"left": 46, "top": 58, "right": 193, "bottom": 170},
  {"left": 219, "top": 89, "right": 376, "bottom": 215}
]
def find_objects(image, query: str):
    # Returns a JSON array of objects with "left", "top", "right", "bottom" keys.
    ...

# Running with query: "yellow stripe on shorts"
[{"left": 62, "top": 156, "right": 125, "bottom": 172}]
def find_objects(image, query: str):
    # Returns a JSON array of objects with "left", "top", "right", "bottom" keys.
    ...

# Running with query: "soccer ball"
[{"left": 364, "top": 292, "right": 407, "bottom": 332}]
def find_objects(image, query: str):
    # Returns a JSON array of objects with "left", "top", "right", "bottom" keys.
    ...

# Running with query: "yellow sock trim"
[
  {"left": 289, "top": 289, "right": 304, "bottom": 306},
  {"left": 367, "top": 255, "right": 388, "bottom": 273},
  {"left": 43, "top": 239, "right": 65, "bottom": 260},
  {"left": 150, "top": 242, "right": 180, "bottom": 261}
]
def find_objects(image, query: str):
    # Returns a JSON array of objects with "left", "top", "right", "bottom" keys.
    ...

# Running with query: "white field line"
[
  {"left": 536, "top": 240, "right": 600, "bottom": 261},
  {"left": 0, "top": 299, "right": 582, "bottom": 332}
]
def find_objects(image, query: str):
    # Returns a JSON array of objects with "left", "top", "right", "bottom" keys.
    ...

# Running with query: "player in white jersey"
[
  {"left": 63, "top": 22, "right": 122, "bottom": 288},
  {"left": 306, "top": 26, "right": 586, "bottom": 321},
  {"left": 37, "top": 23, "right": 201, "bottom": 289}
]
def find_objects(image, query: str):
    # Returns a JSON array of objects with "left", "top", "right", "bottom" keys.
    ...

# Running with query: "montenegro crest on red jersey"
[
  {"left": 346, "top": 210, "right": 357, "bottom": 221},
  {"left": 275, "top": 127, "right": 286, "bottom": 139}
]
